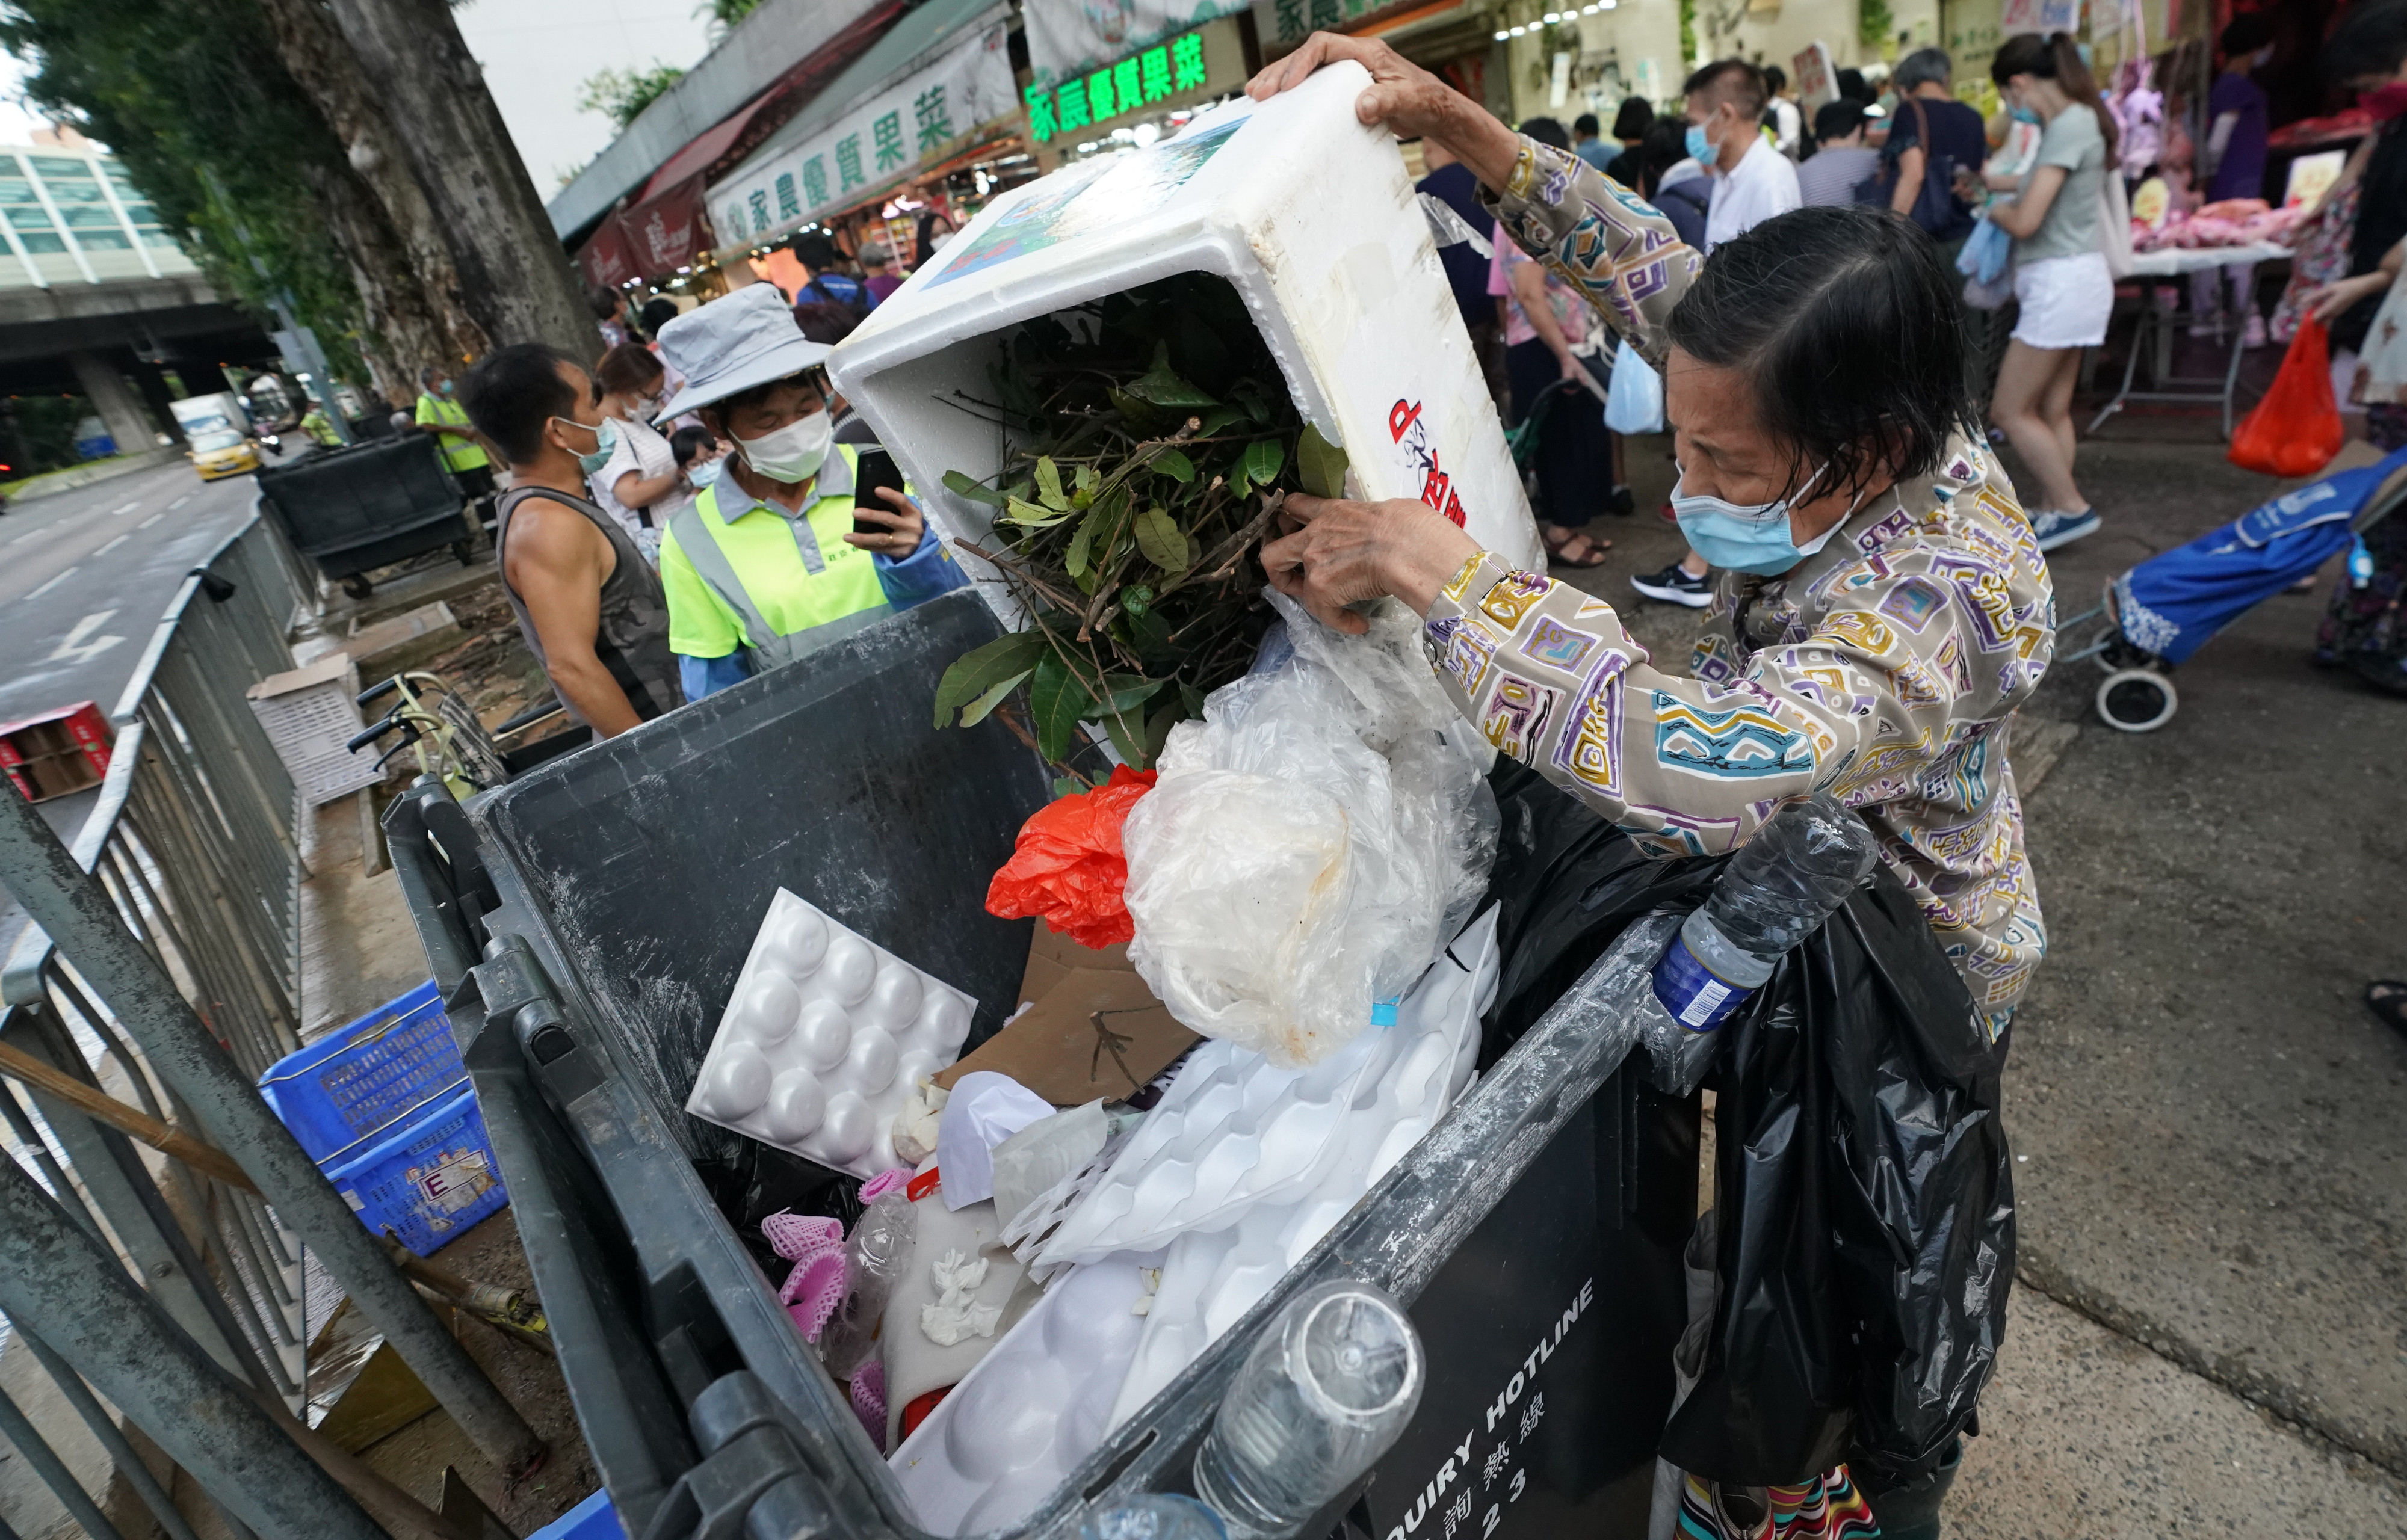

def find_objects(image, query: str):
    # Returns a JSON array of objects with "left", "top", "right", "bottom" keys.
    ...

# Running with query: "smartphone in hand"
[{"left": 854, "top": 449, "right": 906, "bottom": 535}]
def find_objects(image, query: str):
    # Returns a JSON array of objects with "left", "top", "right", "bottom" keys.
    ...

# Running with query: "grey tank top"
[{"left": 495, "top": 484, "right": 682, "bottom": 725}]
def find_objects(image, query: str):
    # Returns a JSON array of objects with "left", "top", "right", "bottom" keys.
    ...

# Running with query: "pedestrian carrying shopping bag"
[
  {"left": 2230, "top": 318, "right": 2344, "bottom": 478},
  {"left": 1956, "top": 215, "right": 2014, "bottom": 310},
  {"left": 1477, "top": 766, "right": 2012, "bottom": 1492},
  {"left": 1605, "top": 340, "right": 1666, "bottom": 435}
]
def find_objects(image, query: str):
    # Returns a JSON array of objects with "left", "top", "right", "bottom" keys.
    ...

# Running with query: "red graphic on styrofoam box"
[{"left": 1390, "top": 399, "right": 1468, "bottom": 528}]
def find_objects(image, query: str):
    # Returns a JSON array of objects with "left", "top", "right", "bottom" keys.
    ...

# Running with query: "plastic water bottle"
[
  {"left": 1080, "top": 1495, "right": 1228, "bottom": 1540},
  {"left": 1642, "top": 793, "right": 1879, "bottom": 1092},
  {"left": 818, "top": 1189, "right": 915, "bottom": 1380},
  {"left": 1191, "top": 1280, "right": 1424, "bottom": 1539}
]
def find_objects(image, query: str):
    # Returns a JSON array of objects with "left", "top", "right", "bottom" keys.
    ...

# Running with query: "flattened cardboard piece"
[
  {"left": 1016, "top": 926, "right": 1135, "bottom": 1010},
  {"left": 939, "top": 966, "right": 1194, "bottom": 1107}
]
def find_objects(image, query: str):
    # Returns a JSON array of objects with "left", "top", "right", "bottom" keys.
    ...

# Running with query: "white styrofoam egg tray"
[
  {"left": 685, "top": 889, "right": 976, "bottom": 1180},
  {"left": 1105, "top": 905, "right": 1497, "bottom": 1429},
  {"left": 1031, "top": 905, "right": 1497, "bottom": 1272},
  {"left": 887, "top": 1249, "right": 1166, "bottom": 1537}
]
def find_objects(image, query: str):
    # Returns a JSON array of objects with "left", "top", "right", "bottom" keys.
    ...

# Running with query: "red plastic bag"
[
  {"left": 984, "top": 765, "right": 1158, "bottom": 949},
  {"left": 2229, "top": 316, "right": 2344, "bottom": 477}
]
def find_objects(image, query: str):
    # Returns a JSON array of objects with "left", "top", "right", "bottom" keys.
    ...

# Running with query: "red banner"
[
  {"left": 576, "top": 218, "right": 641, "bottom": 290},
  {"left": 573, "top": 177, "right": 713, "bottom": 288}
]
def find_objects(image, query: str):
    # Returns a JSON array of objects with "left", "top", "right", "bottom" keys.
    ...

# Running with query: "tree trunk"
[
  {"left": 297, "top": 161, "right": 448, "bottom": 407},
  {"left": 250, "top": 0, "right": 490, "bottom": 381},
  {"left": 323, "top": 0, "right": 599, "bottom": 362}
]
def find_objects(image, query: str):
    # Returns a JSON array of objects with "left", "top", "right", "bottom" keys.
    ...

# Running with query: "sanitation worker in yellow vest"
[{"left": 649, "top": 283, "right": 965, "bottom": 700}]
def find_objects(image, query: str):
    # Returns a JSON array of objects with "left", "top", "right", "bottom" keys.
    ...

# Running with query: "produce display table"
[{"left": 2091, "top": 241, "right": 2297, "bottom": 439}]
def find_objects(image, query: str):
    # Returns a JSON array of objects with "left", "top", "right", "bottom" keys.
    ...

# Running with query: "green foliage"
[
  {"left": 0, "top": 0, "right": 372, "bottom": 385},
  {"left": 6, "top": 392, "right": 97, "bottom": 473},
  {"left": 700, "top": 0, "right": 764, "bottom": 34},
  {"left": 1679, "top": 0, "right": 1697, "bottom": 73},
  {"left": 1856, "top": 0, "right": 1894, "bottom": 51},
  {"left": 575, "top": 62, "right": 687, "bottom": 131},
  {"left": 929, "top": 273, "right": 1353, "bottom": 776}
]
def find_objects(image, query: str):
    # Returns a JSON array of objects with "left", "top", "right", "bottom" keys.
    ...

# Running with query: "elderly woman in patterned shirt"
[
  {"left": 1253, "top": 35, "right": 2054, "bottom": 1041},
  {"left": 1252, "top": 36, "right": 2049, "bottom": 1540}
]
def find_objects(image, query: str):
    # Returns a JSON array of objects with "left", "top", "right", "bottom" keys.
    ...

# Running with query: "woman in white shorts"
[{"left": 1974, "top": 31, "right": 2118, "bottom": 552}]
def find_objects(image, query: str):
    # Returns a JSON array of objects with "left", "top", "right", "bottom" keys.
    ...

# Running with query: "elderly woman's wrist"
[{"left": 1383, "top": 511, "right": 1483, "bottom": 614}]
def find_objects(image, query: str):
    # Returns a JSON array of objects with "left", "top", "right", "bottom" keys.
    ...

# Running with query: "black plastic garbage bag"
[{"left": 1478, "top": 767, "right": 2014, "bottom": 1491}]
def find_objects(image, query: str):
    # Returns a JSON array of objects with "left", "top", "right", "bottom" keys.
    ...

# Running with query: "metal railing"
[{"left": 0, "top": 500, "right": 542, "bottom": 1540}]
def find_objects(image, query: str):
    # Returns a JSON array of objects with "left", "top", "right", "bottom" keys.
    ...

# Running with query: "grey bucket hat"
[{"left": 652, "top": 281, "right": 833, "bottom": 423}]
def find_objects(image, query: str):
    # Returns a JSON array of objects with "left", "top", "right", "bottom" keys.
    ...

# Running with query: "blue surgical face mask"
[
  {"left": 686, "top": 457, "right": 724, "bottom": 490},
  {"left": 1685, "top": 122, "right": 1715, "bottom": 164},
  {"left": 1670, "top": 462, "right": 1859, "bottom": 577},
  {"left": 2008, "top": 103, "right": 2041, "bottom": 125},
  {"left": 557, "top": 416, "right": 617, "bottom": 477}
]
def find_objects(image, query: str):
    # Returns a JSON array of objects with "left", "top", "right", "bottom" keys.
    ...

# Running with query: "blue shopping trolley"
[{"left": 2057, "top": 446, "right": 2407, "bottom": 731}]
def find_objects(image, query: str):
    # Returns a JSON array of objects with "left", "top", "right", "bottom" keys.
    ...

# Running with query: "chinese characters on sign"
[
  {"left": 706, "top": 20, "right": 1013, "bottom": 246},
  {"left": 1251, "top": 0, "right": 1388, "bottom": 51},
  {"left": 1024, "top": 29, "right": 1210, "bottom": 144}
]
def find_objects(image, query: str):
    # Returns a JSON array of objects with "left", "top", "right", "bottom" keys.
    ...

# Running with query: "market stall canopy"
[
  {"left": 706, "top": 0, "right": 1017, "bottom": 254},
  {"left": 548, "top": 0, "right": 901, "bottom": 241}
]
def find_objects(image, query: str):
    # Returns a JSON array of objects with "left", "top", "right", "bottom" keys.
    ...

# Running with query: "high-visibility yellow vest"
[
  {"left": 415, "top": 392, "right": 490, "bottom": 472},
  {"left": 658, "top": 443, "right": 891, "bottom": 668}
]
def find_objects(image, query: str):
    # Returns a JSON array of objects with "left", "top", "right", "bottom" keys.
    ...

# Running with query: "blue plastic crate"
[
  {"left": 321, "top": 1083, "right": 508, "bottom": 1255},
  {"left": 258, "top": 981, "right": 465, "bottom": 1163},
  {"left": 529, "top": 1489, "right": 622, "bottom": 1540}
]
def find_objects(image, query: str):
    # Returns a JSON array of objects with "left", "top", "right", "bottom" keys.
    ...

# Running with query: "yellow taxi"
[{"left": 187, "top": 428, "right": 262, "bottom": 481}]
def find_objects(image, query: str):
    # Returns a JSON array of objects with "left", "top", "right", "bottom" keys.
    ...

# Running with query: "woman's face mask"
[
  {"left": 1669, "top": 461, "right": 1865, "bottom": 576},
  {"left": 737, "top": 410, "right": 833, "bottom": 483}
]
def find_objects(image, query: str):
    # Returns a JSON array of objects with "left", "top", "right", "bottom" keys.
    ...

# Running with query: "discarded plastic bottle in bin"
[
  {"left": 1081, "top": 1494, "right": 1228, "bottom": 1539},
  {"left": 1191, "top": 1279, "right": 1424, "bottom": 1539},
  {"left": 818, "top": 1189, "right": 914, "bottom": 1380},
  {"left": 1642, "top": 793, "right": 1879, "bottom": 1093}
]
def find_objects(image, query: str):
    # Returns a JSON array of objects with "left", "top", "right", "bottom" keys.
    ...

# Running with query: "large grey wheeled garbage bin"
[{"left": 385, "top": 589, "right": 1696, "bottom": 1540}]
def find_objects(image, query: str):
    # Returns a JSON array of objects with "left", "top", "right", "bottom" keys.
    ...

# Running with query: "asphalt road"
[{"left": 0, "top": 455, "right": 263, "bottom": 958}]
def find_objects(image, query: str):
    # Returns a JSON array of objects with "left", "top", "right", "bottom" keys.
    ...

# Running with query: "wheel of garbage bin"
[
  {"left": 452, "top": 538, "right": 474, "bottom": 565},
  {"left": 2095, "top": 668, "right": 2177, "bottom": 732},
  {"left": 339, "top": 573, "right": 374, "bottom": 600}
]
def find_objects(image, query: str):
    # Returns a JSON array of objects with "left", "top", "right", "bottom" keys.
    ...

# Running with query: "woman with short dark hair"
[{"left": 1249, "top": 35, "right": 2051, "bottom": 1033}]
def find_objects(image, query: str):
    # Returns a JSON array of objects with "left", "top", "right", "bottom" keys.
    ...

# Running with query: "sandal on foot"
[
  {"left": 1544, "top": 529, "right": 1612, "bottom": 567},
  {"left": 2368, "top": 981, "right": 2407, "bottom": 1035}
]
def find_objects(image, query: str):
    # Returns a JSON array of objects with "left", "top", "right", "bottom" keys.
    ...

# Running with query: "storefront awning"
[{"left": 705, "top": 0, "right": 1019, "bottom": 255}]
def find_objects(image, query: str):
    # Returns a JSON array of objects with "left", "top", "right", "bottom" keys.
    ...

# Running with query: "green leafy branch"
[{"left": 930, "top": 274, "right": 1347, "bottom": 778}]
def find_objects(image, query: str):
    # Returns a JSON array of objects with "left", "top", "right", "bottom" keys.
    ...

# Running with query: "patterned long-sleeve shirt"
[{"left": 1427, "top": 138, "right": 2054, "bottom": 1026}]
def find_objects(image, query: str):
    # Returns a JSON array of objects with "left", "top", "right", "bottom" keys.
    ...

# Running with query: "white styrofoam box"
[
  {"left": 887, "top": 1249, "right": 1166, "bottom": 1536},
  {"left": 685, "top": 889, "right": 977, "bottom": 1180},
  {"left": 1105, "top": 906, "right": 1498, "bottom": 1430},
  {"left": 826, "top": 58, "right": 1543, "bottom": 624}
]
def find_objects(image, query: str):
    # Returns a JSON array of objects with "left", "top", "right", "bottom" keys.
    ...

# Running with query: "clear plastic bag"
[
  {"left": 1604, "top": 340, "right": 1665, "bottom": 436},
  {"left": 1120, "top": 591, "right": 1498, "bottom": 1067}
]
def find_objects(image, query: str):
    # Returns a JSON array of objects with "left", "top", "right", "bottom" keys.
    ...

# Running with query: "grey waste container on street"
[
  {"left": 385, "top": 589, "right": 1695, "bottom": 1540},
  {"left": 256, "top": 434, "right": 474, "bottom": 588}
]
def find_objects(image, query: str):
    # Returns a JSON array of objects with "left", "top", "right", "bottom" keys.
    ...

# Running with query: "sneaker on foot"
[
  {"left": 1631, "top": 561, "right": 1713, "bottom": 607},
  {"left": 2243, "top": 312, "right": 2268, "bottom": 349},
  {"left": 2030, "top": 507, "right": 2100, "bottom": 551}
]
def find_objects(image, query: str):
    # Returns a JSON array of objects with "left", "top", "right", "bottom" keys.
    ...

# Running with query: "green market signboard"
[
  {"left": 1024, "top": 29, "right": 1210, "bottom": 143},
  {"left": 709, "top": 19, "right": 1018, "bottom": 246}
]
